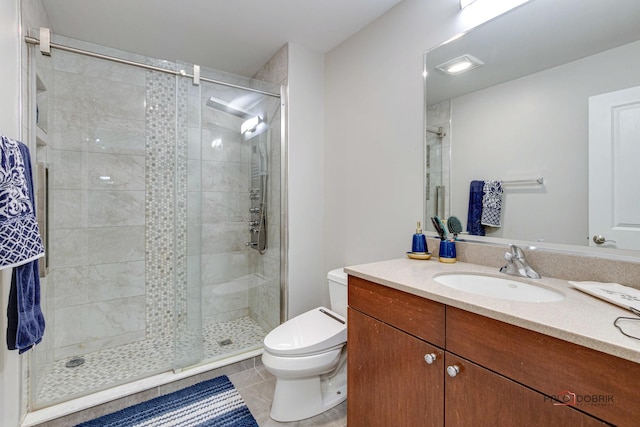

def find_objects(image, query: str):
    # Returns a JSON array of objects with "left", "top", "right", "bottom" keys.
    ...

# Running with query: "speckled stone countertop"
[{"left": 345, "top": 257, "right": 640, "bottom": 364}]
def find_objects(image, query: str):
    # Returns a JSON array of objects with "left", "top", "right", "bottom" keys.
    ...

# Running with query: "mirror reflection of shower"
[
  {"left": 425, "top": 100, "right": 452, "bottom": 233},
  {"left": 206, "top": 96, "right": 268, "bottom": 252}
]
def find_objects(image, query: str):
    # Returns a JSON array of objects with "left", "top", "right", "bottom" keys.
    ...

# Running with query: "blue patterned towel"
[
  {"left": 1, "top": 136, "right": 46, "bottom": 353},
  {"left": 481, "top": 180, "right": 503, "bottom": 227},
  {"left": 0, "top": 135, "right": 44, "bottom": 268},
  {"left": 467, "top": 180, "right": 485, "bottom": 236}
]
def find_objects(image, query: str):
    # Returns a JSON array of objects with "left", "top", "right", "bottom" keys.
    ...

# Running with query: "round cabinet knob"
[
  {"left": 424, "top": 353, "right": 437, "bottom": 364},
  {"left": 446, "top": 365, "right": 460, "bottom": 378}
]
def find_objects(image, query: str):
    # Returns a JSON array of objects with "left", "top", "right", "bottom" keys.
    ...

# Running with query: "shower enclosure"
[{"left": 26, "top": 31, "right": 283, "bottom": 409}]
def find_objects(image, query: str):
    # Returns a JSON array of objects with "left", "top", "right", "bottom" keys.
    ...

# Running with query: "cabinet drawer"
[
  {"left": 447, "top": 306, "right": 639, "bottom": 427},
  {"left": 348, "top": 276, "right": 445, "bottom": 347}
]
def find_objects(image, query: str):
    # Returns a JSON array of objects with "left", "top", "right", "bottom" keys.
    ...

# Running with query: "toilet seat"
[{"left": 264, "top": 307, "right": 346, "bottom": 356}]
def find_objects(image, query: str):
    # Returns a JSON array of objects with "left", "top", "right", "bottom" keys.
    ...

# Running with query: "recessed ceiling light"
[{"left": 436, "top": 54, "right": 484, "bottom": 76}]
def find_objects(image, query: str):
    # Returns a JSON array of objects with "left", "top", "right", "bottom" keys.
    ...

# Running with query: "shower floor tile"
[
  {"left": 203, "top": 316, "right": 268, "bottom": 360},
  {"left": 35, "top": 316, "right": 268, "bottom": 406}
]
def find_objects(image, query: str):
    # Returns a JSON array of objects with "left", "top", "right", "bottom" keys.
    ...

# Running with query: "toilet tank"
[{"left": 327, "top": 268, "right": 348, "bottom": 318}]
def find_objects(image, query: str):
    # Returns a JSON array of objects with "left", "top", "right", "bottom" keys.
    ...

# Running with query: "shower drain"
[
  {"left": 65, "top": 357, "right": 86, "bottom": 368},
  {"left": 218, "top": 339, "right": 233, "bottom": 347}
]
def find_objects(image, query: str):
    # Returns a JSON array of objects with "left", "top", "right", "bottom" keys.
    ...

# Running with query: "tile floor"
[{"left": 229, "top": 364, "right": 347, "bottom": 427}]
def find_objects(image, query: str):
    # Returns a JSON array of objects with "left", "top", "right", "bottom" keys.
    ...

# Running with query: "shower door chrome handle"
[
  {"left": 435, "top": 185, "right": 445, "bottom": 219},
  {"left": 36, "top": 162, "right": 48, "bottom": 278}
]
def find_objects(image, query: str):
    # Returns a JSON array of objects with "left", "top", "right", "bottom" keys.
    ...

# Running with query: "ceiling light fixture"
[
  {"left": 241, "top": 116, "right": 261, "bottom": 135},
  {"left": 436, "top": 54, "right": 484, "bottom": 76}
]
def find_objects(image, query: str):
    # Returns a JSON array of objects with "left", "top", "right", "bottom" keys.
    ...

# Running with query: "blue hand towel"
[
  {"left": 7, "top": 260, "right": 44, "bottom": 353},
  {"left": 1, "top": 136, "right": 46, "bottom": 352},
  {"left": 467, "top": 180, "right": 485, "bottom": 236}
]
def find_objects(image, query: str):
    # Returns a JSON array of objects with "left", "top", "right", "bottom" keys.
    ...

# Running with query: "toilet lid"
[{"left": 264, "top": 307, "right": 347, "bottom": 356}]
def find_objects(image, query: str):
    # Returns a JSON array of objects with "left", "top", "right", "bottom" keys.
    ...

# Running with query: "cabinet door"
[
  {"left": 348, "top": 308, "right": 445, "bottom": 427},
  {"left": 444, "top": 353, "right": 610, "bottom": 427},
  {"left": 447, "top": 306, "right": 638, "bottom": 426}
]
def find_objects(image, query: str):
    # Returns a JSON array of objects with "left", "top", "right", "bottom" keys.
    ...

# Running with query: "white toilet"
[{"left": 262, "top": 268, "right": 348, "bottom": 422}]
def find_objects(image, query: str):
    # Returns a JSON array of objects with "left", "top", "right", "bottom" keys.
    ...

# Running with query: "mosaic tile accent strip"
[
  {"left": 34, "top": 317, "right": 267, "bottom": 406},
  {"left": 174, "top": 73, "right": 190, "bottom": 337},
  {"left": 145, "top": 70, "right": 177, "bottom": 340}
]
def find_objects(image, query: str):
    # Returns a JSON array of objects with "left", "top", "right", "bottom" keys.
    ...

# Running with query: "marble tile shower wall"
[
  {"left": 175, "top": 70, "right": 193, "bottom": 359},
  {"left": 49, "top": 50, "right": 148, "bottom": 360},
  {"left": 247, "top": 104, "right": 282, "bottom": 332},
  {"left": 249, "top": 45, "right": 287, "bottom": 332},
  {"left": 191, "top": 84, "right": 253, "bottom": 328}
]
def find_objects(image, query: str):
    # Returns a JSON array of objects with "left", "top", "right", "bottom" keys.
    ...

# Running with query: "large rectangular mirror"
[{"left": 424, "top": 0, "right": 640, "bottom": 253}]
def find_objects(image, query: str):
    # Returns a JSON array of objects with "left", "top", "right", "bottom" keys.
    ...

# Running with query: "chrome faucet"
[{"left": 499, "top": 244, "right": 541, "bottom": 279}]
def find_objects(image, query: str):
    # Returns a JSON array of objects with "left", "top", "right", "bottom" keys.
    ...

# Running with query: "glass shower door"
[
  {"left": 191, "top": 73, "right": 282, "bottom": 363},
  {"left": 27, "top": 32, "right": 282, "bottom": 410},
  {"left": 31, "top": 35, "right": 180, "bottom": 408}
]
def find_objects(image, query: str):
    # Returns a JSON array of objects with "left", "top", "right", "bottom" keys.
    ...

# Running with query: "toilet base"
[{"left": 269, "top": 366, "right": 347, "bottom": 422}]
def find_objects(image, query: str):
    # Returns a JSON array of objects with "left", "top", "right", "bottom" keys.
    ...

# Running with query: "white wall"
[
  {"left": 322, "top": 0, "right": 587, "bottom": 273},
  {"left": 450, "top": 40, "right": 640, "bottom": 246},
  {"left": 1, "top": 0, "right": 22, "bottom": 425},
  {"left": 287, "top": 43, "right": 327, "bottom": 316},
  {"left": 324, "top": 0, "right": 471, "bottom": 271}
]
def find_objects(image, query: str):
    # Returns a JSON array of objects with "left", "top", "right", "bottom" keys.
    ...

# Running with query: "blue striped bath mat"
[{"left": 76, "top": 375, "right": 258, "bottom": 426}]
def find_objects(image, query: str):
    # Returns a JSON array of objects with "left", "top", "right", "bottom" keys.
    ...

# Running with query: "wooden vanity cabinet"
[{"left": 347, "top": 276, "right": 619, "bottom": 427}]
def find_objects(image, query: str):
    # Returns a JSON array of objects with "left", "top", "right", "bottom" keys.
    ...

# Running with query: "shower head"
[{"left": 206, "top": 96, "right": 254, "bottom": 120}]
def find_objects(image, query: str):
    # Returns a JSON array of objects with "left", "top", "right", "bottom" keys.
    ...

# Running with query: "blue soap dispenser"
[{"left": 412, "top": 221, "right": 428, "bottom": 253}]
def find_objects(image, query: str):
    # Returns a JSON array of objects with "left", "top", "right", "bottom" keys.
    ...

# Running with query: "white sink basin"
[{"left": 433, "top": 273, "right": 565, "bottom": 302}]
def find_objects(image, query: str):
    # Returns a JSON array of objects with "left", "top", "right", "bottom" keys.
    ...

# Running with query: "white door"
[{"left": 589, "top": 86, "right": 640, "bottom": 249}]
